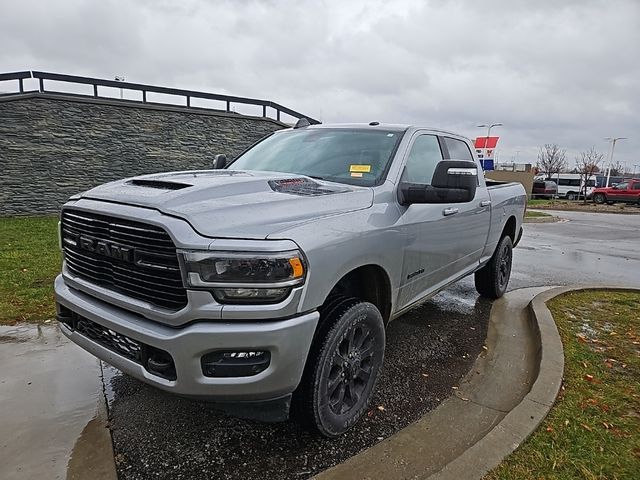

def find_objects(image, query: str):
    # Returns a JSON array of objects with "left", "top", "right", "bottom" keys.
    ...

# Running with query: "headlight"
[{"left": 179, "top": 250, "right": 306, "bottom": 304}]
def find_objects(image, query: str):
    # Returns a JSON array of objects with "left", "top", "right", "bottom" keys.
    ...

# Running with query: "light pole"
[
  {"left": 605, "top": 137, "right": 627, "bottom": 186},
  {"left": 633, "top": 164, "right": 639, "bottom": 178},
  {"left": 114, "top": 75, "right": 125, "bottom": 100},
  {"left": 477, "top": 123, "right": 502, "bottom": 168}
]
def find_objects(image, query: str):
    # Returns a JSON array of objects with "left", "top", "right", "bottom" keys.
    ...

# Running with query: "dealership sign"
[{"left": 474, "top": 136, "right": 500, "bottom": 170}]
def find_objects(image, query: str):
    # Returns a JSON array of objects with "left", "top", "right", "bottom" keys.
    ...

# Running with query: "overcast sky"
[{"left": 2, "top": 0, "right": 639, "bottom": 170}]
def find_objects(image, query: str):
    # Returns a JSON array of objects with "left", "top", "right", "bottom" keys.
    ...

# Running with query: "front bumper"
[{"left": 54, "top": 275, "right": 319, "bottom": 402}]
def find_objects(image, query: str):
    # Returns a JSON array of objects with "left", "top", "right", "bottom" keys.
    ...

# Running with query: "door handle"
[
  {"left": 443, "top": 207, "right": 459, "bottom": 216},
  {"left": 480, "top": 200, "right": 491, "bottom": 207}
]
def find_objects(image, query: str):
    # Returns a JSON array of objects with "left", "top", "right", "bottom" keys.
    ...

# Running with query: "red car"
[{"left": 592, "top": 179, "right": 640, "bottom": 205}]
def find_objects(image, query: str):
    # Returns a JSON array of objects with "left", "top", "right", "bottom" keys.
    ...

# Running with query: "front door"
[{"left": 396, "top": 134, "right": 490, "bottom": 310}]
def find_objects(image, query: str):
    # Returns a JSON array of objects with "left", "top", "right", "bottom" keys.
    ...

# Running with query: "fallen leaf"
[
  {"left": 546, "top": 426, "right": 554, "bottom": 432},
  {"left": 421, "top": 373, "right": 429, "bottom": 378},
  {"left": 581, "top": 423, "right": 593, "bottom": 432},
  {"left": 377, "top": 405, "right": 385, "bottom": 412},
  {"left": 584, "top": 374, "right": 594, "bottom": 382}
]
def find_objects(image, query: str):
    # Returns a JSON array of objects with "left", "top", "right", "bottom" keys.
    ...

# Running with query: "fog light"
[
  {"left": 201, "top": 350, "right": 271, "bottom": 377},
  {"left": 212, "top": 287, "right": 290, "bottom": 304}
]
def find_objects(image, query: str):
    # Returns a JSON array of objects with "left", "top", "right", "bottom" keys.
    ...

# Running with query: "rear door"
[
  {"left": 633, "top": 181, "right": 640, "bottom": 202},
  {"left": 440, "top": 136, "right": 492, "bottom": 274},
  {"left": 611, "top": 182, "right": 629, "bottom": 202}
]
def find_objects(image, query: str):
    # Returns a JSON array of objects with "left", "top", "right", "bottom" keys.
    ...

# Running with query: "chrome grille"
[{"left": 61, "top": 209, "right": 188, "bottom": 311}]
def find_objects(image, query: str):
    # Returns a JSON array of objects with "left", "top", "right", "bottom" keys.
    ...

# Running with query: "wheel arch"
[
  {"left": 502, "top": 215, "right": 517, "bottom": 242},
  {"left": 322, "top": 264, "right": 393, "bottom": 324}
]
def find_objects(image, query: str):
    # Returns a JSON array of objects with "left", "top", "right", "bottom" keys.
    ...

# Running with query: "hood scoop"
[
  {"left": 268, "top": 178, "right": 349, "bottom": 196},
  {"left": 128, "top": 179, "right": 192, "bottom": 190}
]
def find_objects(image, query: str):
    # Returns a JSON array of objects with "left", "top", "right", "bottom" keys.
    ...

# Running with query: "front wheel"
[
  {"left": 475, "top": 235, "right": 513, "bottom": 299},
  {"left": 293, "top": 298, "right": 385, "bottom": 437},
  {"left": 593, "top": 193, "right": 606, "bottom": 204}
]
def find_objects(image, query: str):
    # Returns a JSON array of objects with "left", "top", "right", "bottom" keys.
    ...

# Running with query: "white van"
[{"left": 543, "top": 174, "right": 597, "bottom": 200}]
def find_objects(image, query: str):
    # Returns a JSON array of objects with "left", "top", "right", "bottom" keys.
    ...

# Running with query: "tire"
[
  {"left": 593, "top": 193, "right": 606, "bottom": 204},
  {"left": 292, "top": 297, "right": 385, "bottom": 437},
  {"left": 567, "top": 192, "right": 577, "bottom": 201},
  {"left": 474, "top": 235, "right": 513, "bottom": 299}
]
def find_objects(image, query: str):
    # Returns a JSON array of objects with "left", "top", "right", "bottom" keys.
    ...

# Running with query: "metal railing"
[{"left": 0, "top": 70, "right": 320, "bottom": 124}]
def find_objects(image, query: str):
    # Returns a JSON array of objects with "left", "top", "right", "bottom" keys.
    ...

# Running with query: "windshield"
[{"left": 228, "top": 128, "right": 403, "bottom": 186}]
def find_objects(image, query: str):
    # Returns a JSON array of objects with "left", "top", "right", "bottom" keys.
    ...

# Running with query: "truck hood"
[{"left": 79, "top": 170, "right": 373, "bottom": 239}]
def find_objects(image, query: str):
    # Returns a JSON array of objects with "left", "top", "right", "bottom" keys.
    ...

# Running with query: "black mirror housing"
[
  {"left": 399, "top": 160, "right": 478, "bottom": 205},
  {"left": 212, "top": 154, "right": 228, "bottom": 169}
]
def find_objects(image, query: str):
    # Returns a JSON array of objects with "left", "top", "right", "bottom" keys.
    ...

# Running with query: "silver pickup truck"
[{"left": 55, "top": 122, "right": 526, "bottom": 436}]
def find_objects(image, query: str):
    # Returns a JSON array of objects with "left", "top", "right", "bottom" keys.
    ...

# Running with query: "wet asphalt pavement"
[{"left": 106, "top": 210, "right": 640, "bottom": 480}]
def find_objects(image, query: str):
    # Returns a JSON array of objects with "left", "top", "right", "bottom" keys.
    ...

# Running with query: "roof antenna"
[{"left": 294, "top": 117, "right": 311, "bottom": 129}]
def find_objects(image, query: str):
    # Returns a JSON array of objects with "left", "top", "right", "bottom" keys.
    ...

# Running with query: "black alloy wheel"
[{"left": 293, "top": 298, "right": 385, "bottom": 437}]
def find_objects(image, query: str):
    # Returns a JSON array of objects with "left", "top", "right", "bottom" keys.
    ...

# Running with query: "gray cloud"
[{"left": 1, "top": 0, "right": 638, "bottom": 169}]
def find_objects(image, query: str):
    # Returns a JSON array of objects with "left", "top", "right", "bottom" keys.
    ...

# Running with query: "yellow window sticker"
[
  {"left": 350, "top": 164, "right": 372, "bottom": 173},
  {"left": 350, "top": 172, "right": 364, "bottom": 178}
]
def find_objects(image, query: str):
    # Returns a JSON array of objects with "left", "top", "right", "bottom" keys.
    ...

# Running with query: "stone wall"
[{"left": 0, "top": 93, "right": 286, "bottom": 215}]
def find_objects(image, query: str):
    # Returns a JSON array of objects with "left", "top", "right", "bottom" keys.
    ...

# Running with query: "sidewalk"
[{"left": 0, "top": 324, "right": 115, "bottom": 480}]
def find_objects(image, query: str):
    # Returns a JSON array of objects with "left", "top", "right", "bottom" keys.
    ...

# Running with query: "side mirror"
[
  {"left": 212, "top": 154, "right": 228, "bottom": 169},
  {"left": 399, "top": 160, "right": 478, "bottom": 205}
]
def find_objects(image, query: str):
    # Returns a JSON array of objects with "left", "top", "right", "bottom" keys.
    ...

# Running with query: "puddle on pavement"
[{"left": 0, "top": 323, "right": 109, "bottom": 480}]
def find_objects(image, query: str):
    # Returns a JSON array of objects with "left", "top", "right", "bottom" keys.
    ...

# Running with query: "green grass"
[
  {"left": 528, "top": 199, "right": 555, "bottom": 206},
  {"left": 486, "top": 290, "right": 640, "bottom": 479},
  {"left": 525, "top": 210, "right": 552, "bottom": 218},
  {"left": 0, "top": 216, "right": 61, "bottom": 324}
]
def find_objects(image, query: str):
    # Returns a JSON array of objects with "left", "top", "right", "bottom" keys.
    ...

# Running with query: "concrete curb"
[
  {"left": 523, "top": 215, "right": 560, "bottom": 223},
  {"left": 315, "top": 286, "right": 564, "bottom": 480},
  {"left": 428, "top": 286, "right": 567, "bottom": 479},
  {"left": 317, "top": 285, "right": 640, "bottom": 480}
]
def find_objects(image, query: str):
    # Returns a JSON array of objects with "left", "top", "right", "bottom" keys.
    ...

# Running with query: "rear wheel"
[
  {"left": 475, "top": 235, "right": 513, "bottom": 299},
  {"left": 293, "top": 298, "right": 385, "bottom": 437},
  {"left": 567, "top": 192, "right": 578, "bottom": 201},
  {"left": 593, "top": 193, "right": 606, "bottom": 204}
]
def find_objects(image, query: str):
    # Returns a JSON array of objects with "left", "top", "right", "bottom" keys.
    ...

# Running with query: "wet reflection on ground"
[{"left": 0, "top": 324, "right": 102, "bottom": 480}]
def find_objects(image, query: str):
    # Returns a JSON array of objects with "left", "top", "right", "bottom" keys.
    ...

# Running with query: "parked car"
[
  {"left": 54, "top": 123, "right": 526, "bottom": 437},
  {"left": 592, "top": 179, "right": 640, "bottom": 205},
  {"left": 549, "top": 174, "right": 596, "bottom": 200},
  {"left": 532, "top": 179, "right": 558, "bottom": 198}
]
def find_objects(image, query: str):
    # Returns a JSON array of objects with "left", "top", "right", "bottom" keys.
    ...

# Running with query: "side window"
[
  {"left": 443, "top": 137, "right": 474, "bottom": 161},
  {"left": 633, "top": 182, "right": 640, "bottom": 190},
  {"left": 402, "top": 135, "right": 443, "bottom": 184}
]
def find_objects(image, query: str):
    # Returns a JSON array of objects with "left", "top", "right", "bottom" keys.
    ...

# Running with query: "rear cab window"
[{"left": 443, "top": 137, "right": 474, "bottom": 161}]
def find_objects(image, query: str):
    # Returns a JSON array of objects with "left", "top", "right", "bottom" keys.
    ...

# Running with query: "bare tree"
[
  {"left": 537, "top": 144, "right": 567, "bottom": 179},
  {"left": 575, "top": 146, "right": 604, "bottom": 204},
  {"left": 609, "top": 160, "right": 625, "bottom": 177}
]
